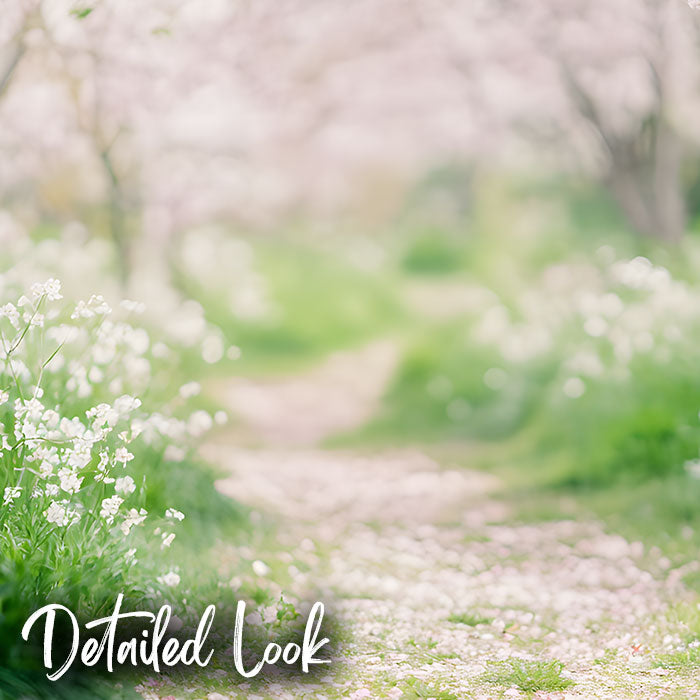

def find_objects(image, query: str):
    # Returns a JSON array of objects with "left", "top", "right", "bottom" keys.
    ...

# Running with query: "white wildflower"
[
  {"left": 88, "top": 294, "right": 111, "bottom": 314},
  {"left": 31, "top": 279, "right": 62, "bottom": 301},
  {"left": 45, "top": 500, "right": 67, "bottom": 525},
  {"left": 245, "top": 611, "right": 263, "bottom": 626},
  {"left": 42, "top": 409, "right": 59, "bottom": 428},
  {"left": 100, "top": 495, "right": 123, "bottom": 523},
  {"left": 65, "top": 506, "right": 81, "bottom": 526},
  {"left": 161, "top": 532, "right": 176, "bottom": 549},
  {"left": 187, "top": 410, "right": 213, "bottom": 437},
  {"left": 16, "top": 397, "right": 44, "bottom": 421},
  {"left": 114, "top": 475, "right": 136, "bottom": 495},
  {"left": 67, "top": 441, "right": 92, "bottom": 470},
  {"left": 115, "top": 447, "right": 134, "bottom": 464},
  {"left": 252, "top": 560, "right": 270, "bottom": 576},
  {"left": 152, "top": 342, "right": 169, "bottom": 358},
  {"left": 71, "top": 295, "right": 111, "bottom": 320},
  {"left": 165, "top": 508, "right": 185, "bottom": 521},
  {"left": 178, "top": 381, "right": 201, "bottom": 399},
  {"left": 94, "top": 449, "right": 115, "bottom": 483},
  {"left": 87, "top": 403, "right": 119, "bottom": 430},
  {"left": 0, "top": 390, "right": 8, "bottom": 404},
  {"left": 563, "top": 377, "right": 585, "bottom": 398},
  {"left": 157, "top": 571, "right": 180, "bottom": 587},
  {"left": 60, "top": 416, "right": 86, "bottom": 438},
  {"left": 201, "top": 334, "right": 224, "bottom": 364},
  {"left": 0, "top": 303, "right": 19, "bottom": 329},
  {"left": 684, "top": 459, "right": 700, "bottom": 479},
  {"left": 262, "top": 606, "right": 277, "bottom": 624},
  {"left": 58, "top": 468, "right": 83, "bottom": 494},
  {"left": 113, "top": 394, "right": 141, "bottom": 414},
  {"left": 39, "top": 460, "right": 55, "bottom": 478},
  {"left": 3, "top": 486, "right": 21, "bottom": 505},
  {"left": 119, "top": 507, "right": 147, "bottom": 535},
  {"left": 120, "top": 299, "right": 146, "bottom": 314}
]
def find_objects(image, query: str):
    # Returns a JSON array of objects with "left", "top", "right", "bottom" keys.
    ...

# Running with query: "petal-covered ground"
[{"left": 186, "top": 344, "right": 699, "bottom": 699}]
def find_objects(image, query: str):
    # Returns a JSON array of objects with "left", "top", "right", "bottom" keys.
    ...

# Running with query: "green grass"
[
  {"left": 401, "top": 676, "right": 459, "bottom": 699},
  {"left": 344, "top": 322, "right": 555, "bottom": 445},
  {"left": 0, "top": 284, "right": 252, "bottom": 694},
  {"left": 656, "top": 646, "right": 700, "bottom": 669},
  {"left": 180, "top": 237, "right": 406, "bottom": 375},
  {"left": 447, "top": 612, "right": 493, "bottom": 626},
  {"left": 0, "top": 669, "right": 140, "bottom": 700},
  {"left": 655, "top": 602, "right": 700, "bottom": 669},
  {"left": 400, "top": 230, "right": 467, "bottom": 275},
  {"left": 135, "top": 446, "right": 248, "bottom": 546},
  {"left": 666, "top": 602, "right": 700, "bottom": 640},
  {"left": 484, "top": 658, "right": 574, "bottom": 695}
]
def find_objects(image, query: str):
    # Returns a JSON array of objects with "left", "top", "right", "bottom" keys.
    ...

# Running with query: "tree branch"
[{"left": 0, "top": 41, "right": 26, "bottom": 98}]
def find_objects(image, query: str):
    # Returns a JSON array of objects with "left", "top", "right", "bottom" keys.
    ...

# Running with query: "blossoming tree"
[{"left": 1, "top": 0, "right": 699, "bottom": 260}]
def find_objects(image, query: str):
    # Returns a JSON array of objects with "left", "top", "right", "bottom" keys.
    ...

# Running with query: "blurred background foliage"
[{"left": 0, "top": 0, "right": 700, "bottom": 631}]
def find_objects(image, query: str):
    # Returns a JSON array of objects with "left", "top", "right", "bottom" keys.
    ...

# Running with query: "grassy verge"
[{"left": 176, "top": 236, "right": 406, "bottom": 376}]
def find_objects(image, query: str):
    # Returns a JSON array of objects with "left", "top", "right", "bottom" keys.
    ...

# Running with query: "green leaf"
[{"left": 70, "top": 7, "right": 94, "bottom": 19}]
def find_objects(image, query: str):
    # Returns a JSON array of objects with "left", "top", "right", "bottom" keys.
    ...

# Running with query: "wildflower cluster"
[
  {"left": 0, "top": 279, "right": 217, "bottom": 604},
  {"left": 470, "top": 251, "right": 700, "bottom": 400}
]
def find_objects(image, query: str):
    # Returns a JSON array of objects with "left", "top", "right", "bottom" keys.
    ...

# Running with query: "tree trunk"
[
  {"left": 100, "top": 149, "right": 130, "bottom": 287},
  {"left": 608, "top": 122, "right": 685, "bottom": 243},
  {"left": 0, "top": 41, "right": 25, "bottom": 98}
]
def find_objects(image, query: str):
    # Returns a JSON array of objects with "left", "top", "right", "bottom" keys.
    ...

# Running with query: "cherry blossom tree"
[
  {"left": 0, "top": 0, "right": 699, "bottom": 269},
  {"left": 511, "top": 0, "right": 700, "bottom": 242}
]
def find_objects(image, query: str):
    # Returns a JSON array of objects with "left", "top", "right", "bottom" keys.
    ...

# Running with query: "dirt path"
[{"left": 201, "top": 342, "right": 697, "bottom": 700}]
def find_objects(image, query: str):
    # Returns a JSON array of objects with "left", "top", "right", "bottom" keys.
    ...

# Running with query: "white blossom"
[
  {"left": 157, "top": 571, "right": 180, "bottom": 587},
  {"left": 120, "top": 300, "right": 146, "bottom": 313},
  {"left": 113, "top": 395, "right": 142, "bottom": 414},
  {"left": 45, "top": 500, "right": 67, "bottom": 525},
  {"left": 71, "top": 295, "right": 111, "bottom": 320},
  {"left": 0, "top": 435, "right": 12, "bottom": 454},
  {"left": 115, "top": 447, "right": 134, "bottom": 464},
  {"left": 100, "top": 495, "right": 123, "bottom": 523},
  {"left": 119, "top": 507, "right": 147, "bottom": 535},
  {"left": 3, "top": 486, "right": 21, "bottom": 505},
  {"left": 58, "top": 468, "right": 83, "bottom": 494},
  {"left": 31, "top": 279, "right": 62, "bottom": 301},
  {"left": 252, "top": 560, "right": 270, "bottom": 577},
  {"left": 187, "top": 410, "right": 213, "bottom": 437},
  {"left": 178, "top": 381, "right": 201, "bottom": 399},
  {"left": 0, "top": 303, "right": 20, "bottom": 329},
  {"left": 165, "top": 508, "right": 185, "bottom": 521},
  {"left": 114, "top": 475, "right": 136, "bottom": 495}
]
